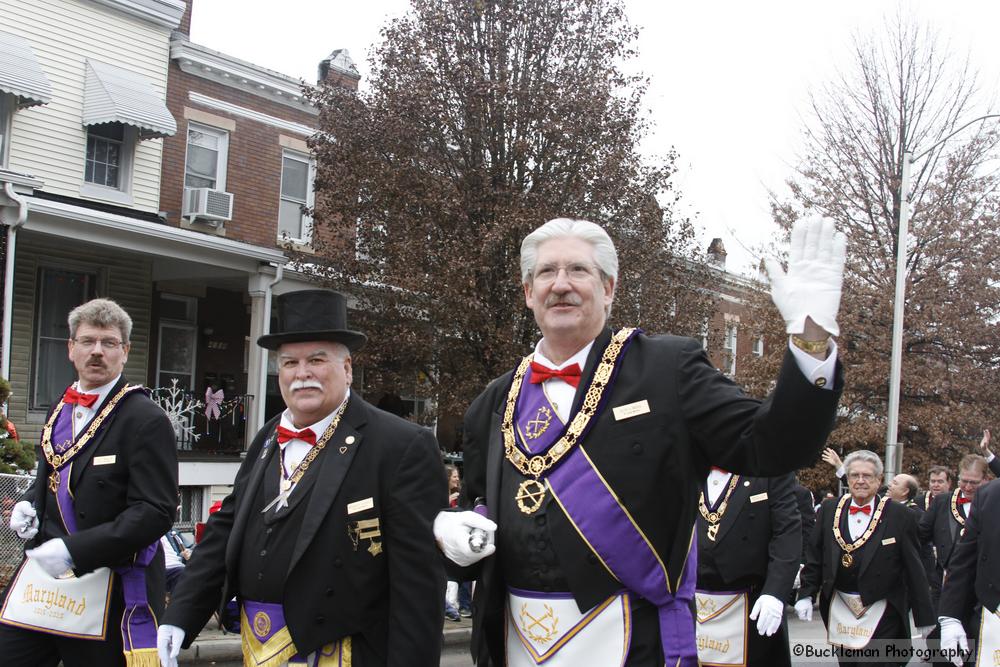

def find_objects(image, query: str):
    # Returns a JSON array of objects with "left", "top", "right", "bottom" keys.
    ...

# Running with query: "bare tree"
[
  {"left": 301, "top": 0, "right": 717, "bottom": 440},
  {"left": 741, "top": 11, "right": 1000, "bottom": 487}
]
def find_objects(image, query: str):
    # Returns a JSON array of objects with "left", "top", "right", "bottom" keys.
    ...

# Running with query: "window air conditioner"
[{"left": 183, "top": 187, "right": 233, "bottom": 223}]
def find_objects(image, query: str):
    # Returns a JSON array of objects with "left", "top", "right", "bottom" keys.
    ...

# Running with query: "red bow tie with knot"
[
  {"left": 63, "top": 387, "right": 99, "bottom": 408},
  {"left": 849, "top": 504, "right": 871, "bottom": 515},
  {"left": 529, "top": 361, "right": 582, "bottom": 388},
  {"left": 276, "top": 425, "right": 317, "bottom": 446},
  {"left": 957, "top": 496, "right": 971, "bottom": 505}
]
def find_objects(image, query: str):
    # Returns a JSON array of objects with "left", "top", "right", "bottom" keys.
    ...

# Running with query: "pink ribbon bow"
[{"left": 205, "top": 387, "right": 224, "bottom": 420}]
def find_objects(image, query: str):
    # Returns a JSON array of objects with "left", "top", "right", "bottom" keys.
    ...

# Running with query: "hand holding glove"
[
  {"left": 433, "top": 510, "right": 497, "bottom": 567},
  {"left": 9, "top": 500, "right": 38, "bottom": 539},
  {"left": 157, "top": 624, "right": 186, "bottom": 667},
  {"left": 765, "top": 215, "right": 847, "bottom": 337},
  {"left": 26, "top": 538, "right": 73, "bottom": 577},
  {"left": 793, "top": 597, "right": 813, "bottom": 622},
  {"left": 749, "top": 594, "right": 784, "bottom": 637},
  {"left": 938, "top": 617, "right": 968, "bottom": 667}
]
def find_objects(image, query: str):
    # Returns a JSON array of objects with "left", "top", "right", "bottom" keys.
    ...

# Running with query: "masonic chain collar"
[{"left": 831, "top": 493, "right": 888, "bottom": 569}]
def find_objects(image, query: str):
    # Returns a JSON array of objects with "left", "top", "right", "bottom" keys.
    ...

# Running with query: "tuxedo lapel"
[
  {"left": 68, "top": 377, "right": 129, "bottom": 487},
  {"left": 287, "top": 399, "right": 366, "bottom": 576},
  {"left": 713, "top": 476, "right": 751, "bottom": 545},
  {"left": 226, "top": 424, "right": 279, "bottom": 570},
  {"left": 858, "top": 498, "right": 888, "bottom": 576}
]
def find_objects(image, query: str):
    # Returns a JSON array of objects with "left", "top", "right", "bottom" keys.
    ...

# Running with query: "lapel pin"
[
  {"left": 743, "top": 480, "right": 750, "bottom": 487},
  {"left": 339, "top": 446, "right": 347, "bottom": 454},
  {"left": 345, "top": 436, "right": 355, "bottom": 445}
]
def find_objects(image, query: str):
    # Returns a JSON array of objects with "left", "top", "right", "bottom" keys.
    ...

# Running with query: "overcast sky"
[{"left": 190, "top": 1, "right": 1000, "bottom": 275}]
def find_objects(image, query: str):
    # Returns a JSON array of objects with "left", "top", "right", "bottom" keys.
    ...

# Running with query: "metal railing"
[
  {"left": 150, "top": 381, "right": 252, "bottom": 455},
  {"left": 0, "top": 472, "right": 33, "bottom": 589}
]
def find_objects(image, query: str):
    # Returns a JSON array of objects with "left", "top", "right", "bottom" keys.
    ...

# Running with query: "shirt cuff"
[
  {"left": 987, "top": 452, "right": 995, "bottom": 463},
  {"left": 788, "top": 337, "right": 838, "bottom": 390}
]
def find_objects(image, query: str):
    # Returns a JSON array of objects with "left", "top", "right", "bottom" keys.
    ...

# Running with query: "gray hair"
[
  {"left": 520, "top": 218, "right": 619, "bottom": 285},
  {"left": 843, "top": 450, "right": 884, "bottom": 477},
  {"left": 68, "top": 298, "right": 132, "bottom": 343}
]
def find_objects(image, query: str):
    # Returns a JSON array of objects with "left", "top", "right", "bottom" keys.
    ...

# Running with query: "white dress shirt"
[
  {"left": 706, "top": 469, "right": 733, "bottom": 506},
  {"left": 847, "top": 497, "right": 876, "bottom": 542},
  {"left": 531, "top": 341, "right": 594, "bottom": 424},
  {"left": 278, "top": 389, "right": 350, "bottom": 479},
  {"left": 69, "top": 375, "right": 122, "bottom": 439}
]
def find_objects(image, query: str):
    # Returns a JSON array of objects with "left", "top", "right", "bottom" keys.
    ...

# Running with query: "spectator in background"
[
  {"left": 976, "top": 429, "right": 1000, "bottom": 477},
  {"left": 920, "top": 466, "right": 953, "bottom": 511}
]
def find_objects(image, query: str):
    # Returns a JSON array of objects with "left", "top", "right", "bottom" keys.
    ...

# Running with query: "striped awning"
[
  {"left": 82, "top": 59, "right": 176, "bottom": 139},
  {"left": 0, "top": 30, "right": 52, "bottom": 108}
]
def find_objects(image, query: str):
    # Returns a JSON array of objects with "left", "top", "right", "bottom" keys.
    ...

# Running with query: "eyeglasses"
[
  {"left": 847, "top": 472, "right": 876, "bottom": 482},
  {"left": 72, "top": 337, "right": 126, "bottom": 351},
  {"left": 532, "top": 263, "right": 600, "bottom": 284},
  {"left": 958, "top": 477, "right": 983, "bottom": 487}
]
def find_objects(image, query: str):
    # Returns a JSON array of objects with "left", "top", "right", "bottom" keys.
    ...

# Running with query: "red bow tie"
[
  {"left": 63, "top": 387, "right": 99, "bottom": 408},
  {"left": 276, "top": 425, "right": 317, "bottom": 446},
  {"left": 957, "top": 496, "right": 971, "bottom": 505},
  {"left": 710, "top": 466, "right": 728, "bottom": 474},
  {"left": 529, "top": 361, "right": 582, "bottom": 388},
  {"left": 849, "top": 504, "right": 871, "bottom": 515}
]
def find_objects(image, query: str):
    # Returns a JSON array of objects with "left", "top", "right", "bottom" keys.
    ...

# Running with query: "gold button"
[
  {"left": 345, "top": 436, "right": 355, "bottom": 445},
  {"left": 814, "top": 377, "right": 827, "bottom": 388}
]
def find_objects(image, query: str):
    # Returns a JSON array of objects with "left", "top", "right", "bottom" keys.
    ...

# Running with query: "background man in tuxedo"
[
  {"left": 695, "top": 471, "right": 801, "bottom": 666},
  {"left": 795, "top": 450, "right": 934, "bottom": 667},
  {"left": 157, "top": 290, "right": 445, "bottom": 667},
  {"left": 938, "top": 479, "right": 1000, "bottom": 667},
  {"left": 435, "top": 215, "right": 846, "bottom": 666},
  {"left": 1, "top": 298, "right": 177, "bottom": 666}
]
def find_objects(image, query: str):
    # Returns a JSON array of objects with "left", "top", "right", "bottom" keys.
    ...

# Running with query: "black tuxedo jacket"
[
  {"left": 22, "top": 377, "right": 177, "bottom": 612},
  {"left": 939, "top": 479, "right": 1000, "bottom": 622},
  {"left": 990, "top": 456, "right": 1000, "bottom": 478},
  {"left": 462, "top": 329, "right": 843, "bottom": 664},
  {"left": 697, "top": 473, "right": 801, "bottom": 600},
  {"left": 163, "top": 397, "right": 446, "bottom": 665},
  {"left": 799, "top": 495, "right": 934, "bottom": 627},
  {"left": 793, "top": 482, "right": 816, "bottom": 564},
  {"left": 919, "top": 490, "right": 968, "bottom": 570}
]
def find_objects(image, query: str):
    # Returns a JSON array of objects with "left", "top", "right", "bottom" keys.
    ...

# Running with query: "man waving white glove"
[
  {"left": 765, "top": 215, "right": 847, "bottom": 338},
  {"left": 433, "top": 510, "right": 496, "bottom": 567}
]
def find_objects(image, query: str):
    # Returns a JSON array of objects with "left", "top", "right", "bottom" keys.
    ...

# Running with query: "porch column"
[{"left": 246, "top": 265, "right": 278, "bottom": 443}]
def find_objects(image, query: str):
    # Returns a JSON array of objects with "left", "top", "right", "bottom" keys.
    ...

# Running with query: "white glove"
[
  {"left": 25, "top": 538, "right": 73, "bottom": 577},
  {"left": 938, "top": 616, "right": 968, "bottom": 667},
  {"left": 765, "top": 215, "right": 847, "bottom": 337},
  {"left": 749, "top": 594, "right": 784, "bottom": 637},
  {"left": 157, "top": 624, "right": 185, "bottom": 667},
  {"left": 793, "top": 597, "right": 813, "bottom": 622},
  {"left": 10, "top": 500, "right": 38, "bottom": 539},
  {"left": 433, "top": 510, "right": 496, "bottom": 567}
]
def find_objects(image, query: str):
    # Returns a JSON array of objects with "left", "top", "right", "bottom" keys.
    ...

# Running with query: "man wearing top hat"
[
  {"left": 434, "top": 216, "right": 845, "bottom": 667},
  {"left": 1, "top": 298, "right": 177, "bottom": 666},
  {"left": 157, "top": 290, "right": 446, "bottom": 667}
]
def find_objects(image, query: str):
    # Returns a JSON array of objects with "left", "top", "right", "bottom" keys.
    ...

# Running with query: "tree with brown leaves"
[
  {"left": 302, "top": 0, "right": 717, "bottom": 445},
  {"left": 739, "top": 12, "right": 1000, "bottom": 491}
]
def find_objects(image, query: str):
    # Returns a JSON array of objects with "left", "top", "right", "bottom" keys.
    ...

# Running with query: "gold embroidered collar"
[
  {"left": 950, "top": 489, "right": 967, "bottom": 526},
  {"left": 502, "top": 328, "right": 635, "bottom": 479}
]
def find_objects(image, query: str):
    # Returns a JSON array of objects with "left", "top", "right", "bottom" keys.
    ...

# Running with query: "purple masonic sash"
[
  {"left": 516, "top": 329, "right": 699, "bottom": 667},
  {"left": 48, "top": 391, "right": 160, "bottom": 665}
]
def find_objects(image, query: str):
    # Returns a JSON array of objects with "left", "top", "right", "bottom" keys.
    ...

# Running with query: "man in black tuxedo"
[
  {"left": 920, "top": 454, "right": 989, "bottom": 609},
  {"left": 1, "top": 298, "right": 178, "bottom": 666},
  {"left": 434, "top": 216, "right": 846, "bottom": 667},
  {"left": 919, "top": 466, "right": 953, "bottom": 511},
  {"left": 695, "top": 472, "right": 801, "bottom": 666},
  {"left": 938, "top": 479, "right": 1000, "bottom": 666},
  {"left": 157, "top": 290, "right": 445, "bottom": 667},
  {"left": 795, "top": 450, "right": 935, "bottom": 667}
]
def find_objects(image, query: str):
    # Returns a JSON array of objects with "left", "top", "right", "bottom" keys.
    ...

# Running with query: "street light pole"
[{"left": 884, "top": 114, "right": 1000, "bottom": 481}]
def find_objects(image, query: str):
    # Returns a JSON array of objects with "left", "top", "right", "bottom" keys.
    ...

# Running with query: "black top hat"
[{"left": 256, "top": 290, "right": 367, "bottom": 351}]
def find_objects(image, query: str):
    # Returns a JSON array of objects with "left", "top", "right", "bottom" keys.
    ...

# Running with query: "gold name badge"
[
  {"left": 750, "top": 492, "right": 768, "bottom": 503},
  {"left": 881, "top": 537, "right": 896, "bottom": 545},
  {"left": 347, "top": 497, "right": 374, "bottom": 515},
  {"left": 612, "top": 400, "right": 650, "bottom": 421},
  {"left": 92, "top": 455, "right": 116, "bottom": 466}
]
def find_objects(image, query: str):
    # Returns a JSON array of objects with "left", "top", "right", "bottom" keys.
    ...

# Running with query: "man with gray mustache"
[
  {"left": 157, "top": 290, "right": 446, "bottom": 667},
  {"left": 435, "top": 216, "right": 847, "bottom": 666}
]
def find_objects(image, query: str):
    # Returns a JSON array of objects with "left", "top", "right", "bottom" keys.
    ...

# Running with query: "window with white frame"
[
  {"left": 184, "top": 123, "right": 228, "bottom": 190},
  {"left": 723, "top": 323, "right": 737, "bottom": 375},
  {"left": 82, "top": 123, "right": 135, "bottom": 199},
  {"left": 278, "top": 149, "right": 314, "bottom": 243},
  {"left": 753, "top": 336, "right": 764, "bottom": 357},
  {"left": 0, "top": 94, "right": 11, "bottom": 167},
  {"left": 32, "top": 266, "right": 98, "bottom": 410}
]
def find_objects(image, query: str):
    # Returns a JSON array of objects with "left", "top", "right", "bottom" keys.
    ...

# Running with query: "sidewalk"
[{"left": 179, "top": 615, "right": 473, "bottom": 664}]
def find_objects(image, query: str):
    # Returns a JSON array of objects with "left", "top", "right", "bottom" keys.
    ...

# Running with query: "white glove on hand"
[
  {"left": 10, "top": 500, "right": 38, "bottom": 539},
  {"left": 25, "top": 538, "right": 73, "bottom": 577},
  {"left": 157, "top": 624, "right": 185, "bottom": 667},
  {"left": 793, "top": 597, "right": 813, "bottom": 622},
  {"left": 433, "top": 510, "right": 497, "bottom": 567},
  {"left": 765, "top": 215, "right": 847, "bottom": 337},
  {"left": 938, "top": 616, "right": 968, "bottom": 667},
  {"left": 749, "top": 594, "right": 784, "bottom": 637}
]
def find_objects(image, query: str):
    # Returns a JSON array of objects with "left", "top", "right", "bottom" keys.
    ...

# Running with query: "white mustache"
[
  {"left": 545, "top": 294, "right": 582, "bottom": 307},
  {"left": 290, "top": 380, "right": 323, "bottom": 391}
]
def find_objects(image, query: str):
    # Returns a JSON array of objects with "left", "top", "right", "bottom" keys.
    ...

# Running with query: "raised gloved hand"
[
  {"left": 938, "top": 616, "right": 968, "bottom": 667},
  {"left": 157, "top": 624, "right": 186, "bottom": 667},
  {"left": 765, "top": 215, "right": 847, "bottom": 337},
  {"left": 433, "top": 510, "right": 497, "bottom": 567},
  {"left": 9, "top": 500, "right": 38, "bottom": 539},
  {"left": 793, "top": 597, "right": 813, "bottom": 622},
  {"left": 749, "top": 594, "right": 784, "bottom": 637},
  {"left": 25, "top": 538, "right": 73, "bottom": 577}
]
